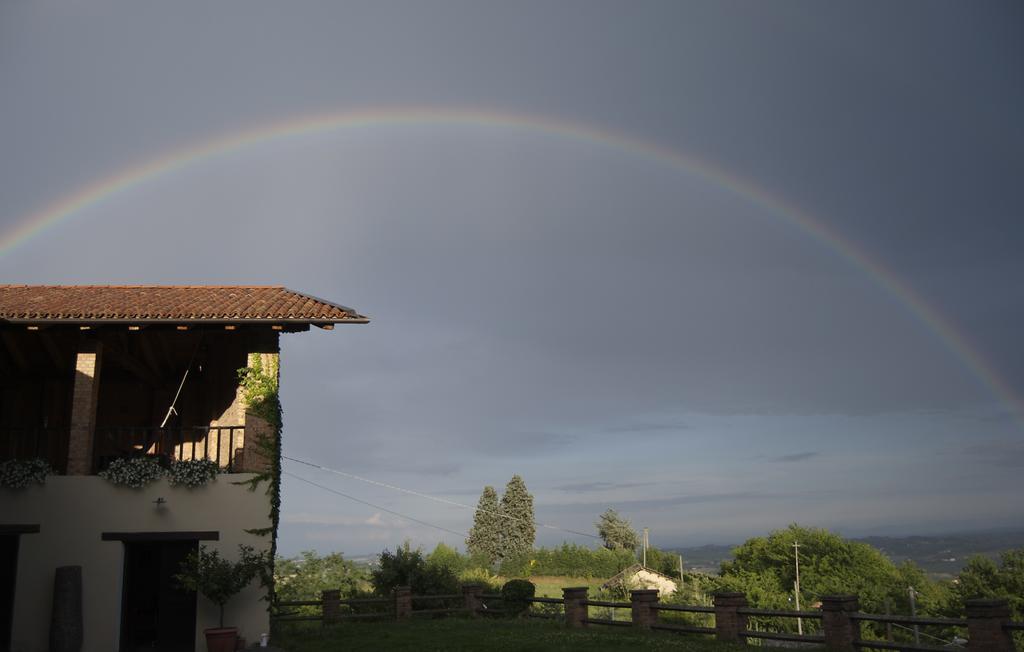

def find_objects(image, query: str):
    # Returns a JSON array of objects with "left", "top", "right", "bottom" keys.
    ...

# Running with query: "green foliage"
[
  {"left": 718, "top": 524, "right": 949, "bottom": 636},
  {"left": 953, "top": 549, "right": 1024, "bottom": 619},
  {"left": 371, "top": 542, "right": 460, "bottom": 598},
  {"left": 501, "top": 579, "right": 536, "bottom": 616},
  {"left": 644, "top": 546, "right": 681, "bottom": 577},
  {"left": 176, "top": 545, "right": 268, "bottom": 627},
  {"left": 498, "top": 542, "right": 636, "bottom": 578},
  {"left": 237, "top": 353, "right": 280, "bottom": 427},
  {"left": 458, "top": 566, "right": 502, "bottom": 592},
  {"left": 275, "top": 550, "right": 364, "bottom": 603},
  {"left": 596, "top": 509, "right": 639, "bottom": 552},
  {"left": 426, "top": 542, "right": 467, "bottom": 575},
  {"left": 235, "top": 353, "right": 283, "bottom": 607},
  {"left": 499, "top": 475, "right": 535, "bottom": 559},
  {"left": 466, "top": 486, "right": 503, "bottom": 565}
]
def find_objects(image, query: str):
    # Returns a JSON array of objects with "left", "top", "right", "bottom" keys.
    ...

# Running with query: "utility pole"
[
  {"left": 793, "top": 541, "right": 803, "bottom": 635},
  {"left": 679, "top": 555, "right": 684, "bottom": 585},
  {"left": 642, "top": 528, "right": 649, "bottom": 567},
  {"left": 909, "top": 586, "right": 920, "bottom": 645}
]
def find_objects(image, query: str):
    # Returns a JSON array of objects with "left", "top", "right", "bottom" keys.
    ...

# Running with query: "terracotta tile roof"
[{"left": 0, "top": 285, "right": 367, "bottom": 324}]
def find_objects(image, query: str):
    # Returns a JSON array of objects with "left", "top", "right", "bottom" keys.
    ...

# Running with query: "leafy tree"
[
  {"left": 176, "top": 545, "right": 266, "bottom": 628},
  {"left": 466, "top": 486, "right": 503, "bottom": 564},
  {"left": 371, "top": 542, "right": 460, "bottom": 597},
  {"left": 718, "top": 524, "right": 945, "bottom": 636},
  {"left": 645, "top": 546, "right": 681, "bottom": 577},
  {"left": 499, "top": 475, "right": 535, "bottom": 559},
  {"left": 953, "top": 549, "right": 1024, "bottom": 619},
  {"left": 274, "top": 550, "right": 363, "bottom": 602},
  {"left": 596, "top": 509, "right": 639, "bottom": 551},
  {"left": 426, "top": 542, "right": 467, "bottom": 575}
]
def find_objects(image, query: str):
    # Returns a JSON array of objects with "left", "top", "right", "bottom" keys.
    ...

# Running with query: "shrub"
[
  {"left": 371, "top": 543, "right": 460, "bottom": 598},
  {"left": 501, "top": 579, "right": 536, "bottom": 617},
  {"left": 275, "top": 551, "right": 364, "bottom": 602},
  {"left": 459, "top": 566, "right": 501, "bottom": 593},
  {"left": 499, "top": 543, "right": 636, "bottom": 578},
  {"left": 0, "top": 458, "right": 51, "bottom": 490},
  {"left": 99, "top": 456, "right": 165, "bottom": 489},
  {"left": 167, "top": 458, "right": 220, "bottom": 488},
  {"left": 426, "top": 542, "right": 466, "bottom": 575}
]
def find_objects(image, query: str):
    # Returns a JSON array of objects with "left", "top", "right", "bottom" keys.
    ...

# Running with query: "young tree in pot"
[{"left": 175, "top": 545, "right": 266, "bottom": 652}]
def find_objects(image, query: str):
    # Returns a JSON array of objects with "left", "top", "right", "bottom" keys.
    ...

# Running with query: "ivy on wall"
[{"left": 236, "top": 352, "right": 283, "bottom": 602}]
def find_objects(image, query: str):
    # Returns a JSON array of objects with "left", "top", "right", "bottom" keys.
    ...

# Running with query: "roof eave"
[{"left": 0, "top": 317, "right": 370, "bottom": 326}]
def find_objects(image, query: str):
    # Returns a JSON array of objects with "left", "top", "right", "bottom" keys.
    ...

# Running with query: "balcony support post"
[{"left": 67, "top": 340, "right": 103, "bottom": 475}]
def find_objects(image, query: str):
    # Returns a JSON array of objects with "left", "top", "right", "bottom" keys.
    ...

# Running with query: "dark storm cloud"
[{"left": 1, "top": 1, "right": 1021, "bottom": 553}]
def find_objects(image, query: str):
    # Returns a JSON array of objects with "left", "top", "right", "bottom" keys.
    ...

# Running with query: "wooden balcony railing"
[
  {"left": 93, "top": 425, "right": 245, "bottom": 472},
  {"left": 0, "top": 427, "right": 69, "bottom": 474}
]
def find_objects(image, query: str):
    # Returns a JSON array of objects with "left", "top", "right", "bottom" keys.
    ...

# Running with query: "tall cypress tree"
[
  {"left": 499, "top": 475, "right": 536, "bottom": 558},
  {"left": 466, "top": 486, "right": 502, "bottom": 564}
]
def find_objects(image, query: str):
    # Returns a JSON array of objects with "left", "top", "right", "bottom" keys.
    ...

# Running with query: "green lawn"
[
  {"left": 509, "top": 575, "right": 607, "bottom": 598},
  {"left": 274, "top": 619, "right": 751, "bottom": 652}
]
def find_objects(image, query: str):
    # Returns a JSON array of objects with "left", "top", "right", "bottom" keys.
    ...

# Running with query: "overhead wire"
[
  {"left": 283, "top": 470, "right": 467, "bottom": 538},
  {"left": 282, "top": 454, "right": 601, "bottom": 540}
]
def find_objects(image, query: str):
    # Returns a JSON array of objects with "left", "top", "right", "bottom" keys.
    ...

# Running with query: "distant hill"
[
  {"left": 673, "top": 529, "right": 1024, "bottom": 579},
  {"left": 854, "top": 529, "right": 1024, "bottom": 579}
]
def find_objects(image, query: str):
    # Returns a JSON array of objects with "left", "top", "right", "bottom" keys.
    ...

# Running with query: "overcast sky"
[{"left": 1, "top": 2, "right": 1022, "bottom": 555}]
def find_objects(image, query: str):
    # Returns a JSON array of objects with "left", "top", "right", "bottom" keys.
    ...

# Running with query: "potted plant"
[{"left": 175, "top": 545, "right": 265, "bottom": 652}]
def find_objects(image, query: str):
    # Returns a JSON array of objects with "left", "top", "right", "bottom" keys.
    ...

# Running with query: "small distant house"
[
  {"left": 0, "top": 285, "right": 367, "bottom": 652},
  {"left": 602, "top": 563, "right": 679, "bottom": 597}
]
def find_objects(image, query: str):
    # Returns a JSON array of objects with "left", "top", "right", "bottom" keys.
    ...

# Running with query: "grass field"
[
  {"left": 274, "top": 619, "right": 751, "bottom": 652},
  {"left": 501, "top": 575, "right": 607, "bottom": 598}
]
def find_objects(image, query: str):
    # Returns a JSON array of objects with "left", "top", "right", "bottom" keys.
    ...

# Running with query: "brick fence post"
[
  {"left": 713, "top": 591, "right": 748, "bottom": 643},
  {"left": 394, "top": 586, "right": 412, "bottom": 619},
  {"left": 821, "top": 594, "right": 860, "bottom": 652},
  {"left": 966, "top": 598, "right": 1015, "bottom": 652},
  {"left": 462, "top": 584, "right": 483, "bottom": 617},
  {"left": 631, "top": 589, "right": 659, "bottom": 629},
  {"left": 563, "top": 587, "right": 589, "bottom": 628},
  {"left": 321, "top": 589, "right": 340, "bottom": 623}
]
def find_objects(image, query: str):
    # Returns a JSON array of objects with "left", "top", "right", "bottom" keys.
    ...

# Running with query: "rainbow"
[{"left": 2, "top": 106, "right": 1021, "bottom": 427}]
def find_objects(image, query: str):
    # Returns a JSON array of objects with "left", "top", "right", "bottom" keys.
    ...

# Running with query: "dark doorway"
[
  {"left": 120, "top": 540, "right": 197, "bottom": 652},
  {"left": 0, "top": 535, "right": 17, "bottom": 652}
]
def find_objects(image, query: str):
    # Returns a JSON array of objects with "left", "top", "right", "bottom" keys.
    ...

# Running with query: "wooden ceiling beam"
[{"left": 0, "top": 331, "right": 29, "bottom": 372}]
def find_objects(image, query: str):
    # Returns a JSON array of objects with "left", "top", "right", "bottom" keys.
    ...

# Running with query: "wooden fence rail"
[{"left": 272, "top": 585, "right": 1022, "bottom": 652}]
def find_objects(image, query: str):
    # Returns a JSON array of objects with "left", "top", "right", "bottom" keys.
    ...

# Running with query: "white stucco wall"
[
  {"left": 631, "top": 569, "right": 679, "bottom": 597},
  {"left": 1, "top": 474, "right": 272, "bottom": 652}
]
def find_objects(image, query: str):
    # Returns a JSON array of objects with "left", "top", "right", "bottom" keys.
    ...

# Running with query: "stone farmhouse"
[
  {"left": 601, "top": 563, "right": 679, "bottom": 597},
  {"left": 0, "top": 285, "right": 366, "bottom": 652}
]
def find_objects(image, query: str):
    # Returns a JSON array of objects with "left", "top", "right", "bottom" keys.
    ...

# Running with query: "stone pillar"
[
  {"left": 631, "top": 589, "right": 659, "bottom": 628},
  {"left": 462, "top": 584, "right": 483, "bottom": 617},
  {"left": 67, "top": 341, "right": 103, "bottom": 475},
  {"left": 563, "top": 587, "right": 589, "bottom": 628},
  {"left": 966, "top": 599, "right": 1015, "bottom": 652},
  {"left": 394, "top": 586, "right": 412, "bottom": 619},
  {"left": 713, "top": 591, "right": 748, "bottom": 643},
  {"left": 322, "top": 589, "right": 340, "bottom": 623},
  {"left": 821, "top": 594, "right": 860, "bottom": 652}
]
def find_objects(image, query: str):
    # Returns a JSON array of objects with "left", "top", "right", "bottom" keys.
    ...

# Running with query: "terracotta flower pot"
[{"left": 204, "top": 627, "right": 238, "bottom": 652}]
